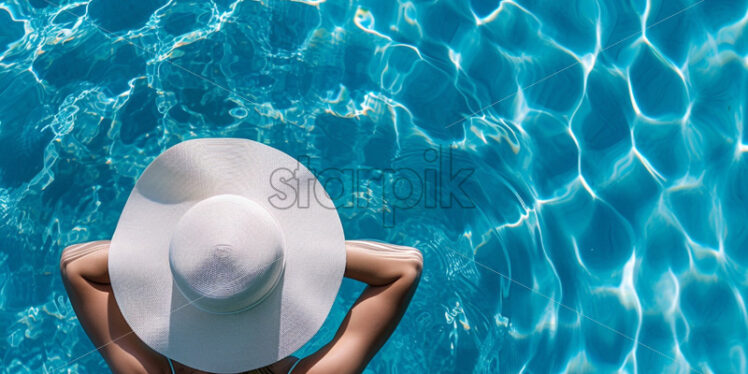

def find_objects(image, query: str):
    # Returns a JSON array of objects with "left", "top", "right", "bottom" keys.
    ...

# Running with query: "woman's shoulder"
[{"left": 269, "top": 355, "right": 300, "bottom": 374}]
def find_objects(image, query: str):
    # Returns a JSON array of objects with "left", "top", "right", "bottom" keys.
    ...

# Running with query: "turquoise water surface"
[{"left": 1, "top": 0, "right": 748, "bottom": 373}]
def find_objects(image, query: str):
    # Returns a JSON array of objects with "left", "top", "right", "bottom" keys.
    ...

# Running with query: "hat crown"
[{"left": 169, "top": 194, "right": 285, "bottom": 314}]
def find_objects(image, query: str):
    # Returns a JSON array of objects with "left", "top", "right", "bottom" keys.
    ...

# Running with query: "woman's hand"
[{"left": 291, "top": 240, "right": 423, "bottom": 374}]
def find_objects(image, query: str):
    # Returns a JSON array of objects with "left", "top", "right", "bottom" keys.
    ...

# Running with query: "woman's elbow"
[
  {"left": 400, "top": 247, "right": 423, "bottom": 281},
  {"left": 59, "top": 245, "right": 76, "bottom": 279},
  {"left": 59, "top": 243, "right": 85, "bottom": 280}
]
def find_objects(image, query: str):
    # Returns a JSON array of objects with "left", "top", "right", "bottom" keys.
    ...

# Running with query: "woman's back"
[{"left": 167, "top": 356, "right": 298, "bottom": 374}]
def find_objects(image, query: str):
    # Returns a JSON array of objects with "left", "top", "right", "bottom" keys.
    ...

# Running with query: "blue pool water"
[{"left": 1, "top": 0, "right": 748, "bottom": 372}]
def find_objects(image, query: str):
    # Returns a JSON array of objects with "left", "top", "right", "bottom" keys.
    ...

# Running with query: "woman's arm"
[
  {"left": 292, "top": 240, "right": 424, "bottom": 374},
  {"left": 59, "top": 241, "right": 167, "bottom": 374}
]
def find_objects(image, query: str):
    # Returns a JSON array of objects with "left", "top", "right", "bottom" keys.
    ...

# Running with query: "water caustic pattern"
[{"left": 0, "top": 0, "right": 747, "bottom": 372}]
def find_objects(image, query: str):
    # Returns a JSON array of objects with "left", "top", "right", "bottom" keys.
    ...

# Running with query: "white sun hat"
[{"left": 108, "top": 138, "right": 346, "bottom": 373}]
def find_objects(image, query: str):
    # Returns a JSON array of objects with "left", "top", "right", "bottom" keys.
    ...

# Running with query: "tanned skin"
[{"left": 60, "top": 240, "right": 423, "bottom": 374}]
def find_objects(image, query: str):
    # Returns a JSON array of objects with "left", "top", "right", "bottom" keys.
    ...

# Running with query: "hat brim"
[{"left": 108, "top": 138, "right": 345, "bottom": 373}]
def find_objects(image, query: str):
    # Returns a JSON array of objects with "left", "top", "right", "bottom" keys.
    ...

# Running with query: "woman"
[
  {"left": 59, "top": 138, "right": 424, "bottom": 373},
  {"left": 60, "top": 239, "right": 423, "bottom": 374}
]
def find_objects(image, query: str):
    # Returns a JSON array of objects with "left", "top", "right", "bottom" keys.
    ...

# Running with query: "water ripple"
[{"left": 0, "top": 0, "right": 747, "bottom": 372}]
